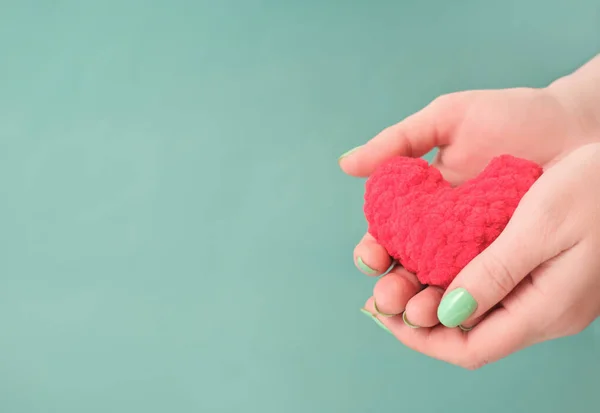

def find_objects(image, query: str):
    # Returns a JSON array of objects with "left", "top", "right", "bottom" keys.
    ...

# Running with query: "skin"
[{"left": 340, "top": 53, "right": 600, "bottom": 369}]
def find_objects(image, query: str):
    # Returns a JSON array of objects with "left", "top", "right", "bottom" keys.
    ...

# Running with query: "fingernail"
[
  {"left": 360, "top": 308, "right": 392, "bottom": 334},
  {"left": 373, "top": 298, "right": 398, "bottom": 317},
  {"left": 356, "top": 256, "right": 379, "bottom": 275},
  {"left": 402, "top": 311, "right": 419, "bottom": 329},
  {"left": 459, "top": 324, "right": 473, "bottom": 332},
  {"left": 437, "top": 288, "right": 478, "bottom": 328},
  {"left": 338, "top": 145, "right": 361, "bottom": 161}
]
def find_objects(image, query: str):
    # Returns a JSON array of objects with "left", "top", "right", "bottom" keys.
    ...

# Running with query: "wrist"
[{"left": 546, "top": 54, "right": 600, "bottom": 143}]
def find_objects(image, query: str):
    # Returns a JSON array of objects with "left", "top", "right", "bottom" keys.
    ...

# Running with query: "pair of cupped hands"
[{"left": 339, "top": 86, "right": 600, "bottom": 370}]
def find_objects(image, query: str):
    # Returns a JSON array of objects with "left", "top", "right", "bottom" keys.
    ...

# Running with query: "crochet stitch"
[{"left": 363, "top": 155, "right": 543, "bottom": 288}]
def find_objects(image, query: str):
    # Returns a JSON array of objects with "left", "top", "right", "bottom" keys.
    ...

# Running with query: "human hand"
[
  {"left": 340, "top": 88, "right": 593, "bottom": 325},
  {"left": 339, "top": 56, "right": 600, "bottom": 329},
  {"left": 341, "top": 53, "right": 600, "bottom": 187},
  {"left": 360, "top": 143, "right": 600, "bottom": 369}
]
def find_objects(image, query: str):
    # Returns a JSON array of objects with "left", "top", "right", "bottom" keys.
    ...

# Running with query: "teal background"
[{"left": 1, "top": 1, "right": 599, "bottom": 412}]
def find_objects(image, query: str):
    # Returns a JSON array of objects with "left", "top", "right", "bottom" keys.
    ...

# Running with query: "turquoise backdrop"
[{"left": 1, "top": 1, "right": 599, "bottom": 412}]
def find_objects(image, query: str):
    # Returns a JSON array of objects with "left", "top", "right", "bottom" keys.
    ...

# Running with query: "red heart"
[{"left": 363, "top": 155, "right": 543, "bottom": 288}]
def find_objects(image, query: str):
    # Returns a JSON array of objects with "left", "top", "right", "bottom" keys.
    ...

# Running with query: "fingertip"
[
  {"left": 355, "top": 256, "right": 382, "bottom": 276},
  {"left": 354, "top": 234, "right": 393, "bottom": 276},
  {"left": 363, "top": 296, "right": 375, "bottom": 311},
  {"left": 360, "top": 303, "right": 394, "bottom": 335},
  {"left": 338, "top": 145, "right": 362, "bottom": 161},
  {"left": 338, "top": 145, "right": 369, "bottom": 177},
  {"left": 437, "top": 287, "right": 478, "bottom": 328},
  {"left": 402, "top": 311, "right": 420, "bottom": 329},
  {"left": 338, "top": 139, "right": 395, "bottom": 177},
  {"left": 404, "top": 286, "right": 444, "bottom": 328},
  {"left": 372, "top": 267, "right": 422, "bottom": 316}
]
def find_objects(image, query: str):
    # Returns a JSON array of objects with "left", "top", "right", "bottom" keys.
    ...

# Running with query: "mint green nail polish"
[
  {"left": 356, "top": 257, "right": 379, "bottom": 275},
  {"left": 437, "top": 288, "right": 478, "bottom": 328},
  {"left": 360, "top": 308, "right": 392, "bottom": 334},
  {"left": 338, "top": 146, "right": 361, "bottom": 161},
  {"left": 373, "top": 298, "right": 397, "bottom": 317},
  {"left": 402, "top": 311, "right": 419, "bottom": 329}
]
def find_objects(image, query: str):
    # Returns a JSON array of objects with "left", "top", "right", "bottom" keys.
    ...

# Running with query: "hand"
[
  {"left": 339, "top": 54, "right": 600, "bottom": 367},
  {"left": 361, "top": 143, "right": 600, "bottom": 369},
  {"left": 340, "top": 86, "right": 597, "bottom": 327}
]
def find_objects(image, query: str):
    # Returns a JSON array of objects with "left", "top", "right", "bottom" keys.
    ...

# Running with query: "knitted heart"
[{"left": 363, "top": 155, "right": 543, "bottom": 289}]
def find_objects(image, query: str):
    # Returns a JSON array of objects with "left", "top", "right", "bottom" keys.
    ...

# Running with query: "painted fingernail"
[
  {"left": 382, "top": 260, "right": 397, "bottom": 276},
  {"left": 459, "top": 324, "right": 473, "bottom": 332},
  {"left": 437, "top": 288, "right": 478, "bottom": 328},
  {"left": 373, "top": 298, "right": 398, "bottom": 317},
  {"left": 338, "top": 145, "right": 361, "bottom": 161},
  {"left": 356, "top": 256, "right": 379, "bottom": 275},
  {"left": 360, "top": 308, "right": 392, "bottom": 334},
  {"left": 402, "top": 311, "right": 420, "bottom": 329}
]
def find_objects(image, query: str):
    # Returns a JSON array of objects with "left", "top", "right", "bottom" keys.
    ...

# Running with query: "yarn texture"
[{"left": 363, "top": 155, "right": 543, "bottom": 288}]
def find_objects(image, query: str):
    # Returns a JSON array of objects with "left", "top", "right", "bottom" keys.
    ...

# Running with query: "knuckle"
[
  {"left": 479, "top": 253, "right": 518, "bottom": 297},
  {"left": 529, "top": 194, "right": 563, "bottom": 229},
  {"left": 513, "top": 195, "right": 572, "bottom": 258}
]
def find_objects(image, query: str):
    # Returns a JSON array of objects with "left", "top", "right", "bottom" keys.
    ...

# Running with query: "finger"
[
  {"left": 372, "top": 267, "right": 422, "bottom": 317},
  {"left": 363, "top": 297, "right": 533, "bottom": 369},
  {"left": 363, "top": 296, "right": 467, "bottom": 365},
  {"left": 430, "top": 162, "right": 465, "bottom": 186},
  {"left": 353, "top": 233, "right": 393, "bottom": 276},
  {"left": 435, "top": 228, "right": 537, "bottom": 328},
  {"left": 339, "top": 94, "right": 462, "bottom": 177},
  {"left": 403, "top": 286, "right": 444, "bottom": 328},
  {"left": 458, "top": 303, "right": 503, "bottom": 330},
  {"left": 436, "top": 177, "right": 567, "bottom": 328},
  {"left": 457, "top": 313, "right": 486, "bottom": 331}
]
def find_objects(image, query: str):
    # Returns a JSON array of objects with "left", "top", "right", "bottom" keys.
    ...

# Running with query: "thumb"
[
  {"left": 338, "top": 93, "right": 464, "bottom": 177},
  {"left": 436, "top": 192, "right": 563, "bottom": 329}
]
